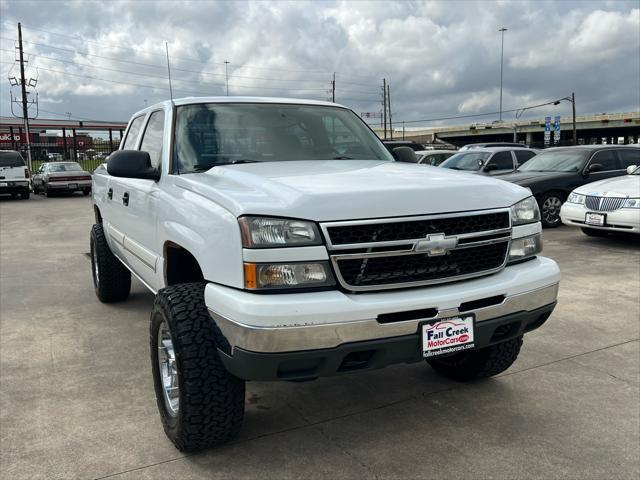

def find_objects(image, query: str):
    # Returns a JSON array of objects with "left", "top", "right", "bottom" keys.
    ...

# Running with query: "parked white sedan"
[{"left": 560, "top": 165, "right": 640, "bottom": 236}]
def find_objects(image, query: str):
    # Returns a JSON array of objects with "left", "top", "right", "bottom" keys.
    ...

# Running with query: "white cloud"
[{"left": 0, "top": 0, "right": 638, "bottom": 123}]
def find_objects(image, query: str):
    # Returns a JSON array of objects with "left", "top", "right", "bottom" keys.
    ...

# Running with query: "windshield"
[
  {"left": 518, "top": 150, "right": 588, "bottom": 172},
  {"left": 49, "top": 162, "right": 83, "bottom": 172},
  {"left": 173, "top": 103, "right": 394, "bottom": 173},
  {"left": 440, "top": 151, "right": 490, "bottom": 171}
]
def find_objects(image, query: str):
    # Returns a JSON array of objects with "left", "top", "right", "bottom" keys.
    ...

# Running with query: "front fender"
[{"left": 158, "top": 188, "right": 244, "bottom": 289}]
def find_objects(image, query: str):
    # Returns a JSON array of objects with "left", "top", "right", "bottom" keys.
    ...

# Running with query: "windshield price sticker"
[{"left": 422, "top": 316, "right": 475, "bottom": 358}]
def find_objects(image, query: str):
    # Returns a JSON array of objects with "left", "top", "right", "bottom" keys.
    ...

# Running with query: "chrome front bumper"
[{"left": 207, "top": 254, "right": 560, "bottom": 354}]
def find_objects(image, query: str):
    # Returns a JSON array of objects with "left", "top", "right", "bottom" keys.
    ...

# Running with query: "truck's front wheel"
[
  {"left": 90, "top": 224, "right": 131, "bottom": 302},
  {"left": 150, "top": 282, "right": 245, "bottom": 452},
  {"left": 426, "top": 336, "right": 523, "bottom": 381}
]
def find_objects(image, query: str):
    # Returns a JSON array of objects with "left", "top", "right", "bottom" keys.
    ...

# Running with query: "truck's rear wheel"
[
  {"left": 426, "top": 336, "right": 523, "bottom": 381},
  {"left": 90, "top": 224, "right": 131, "bottom": 302},
  {"left": 150, "top": 282, "right": 245, "bottom": 452}
]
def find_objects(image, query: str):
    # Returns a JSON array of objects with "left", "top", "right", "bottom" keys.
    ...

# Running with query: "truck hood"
[
  {"left": 573, "top": 175, "right": 640, "bottom": 197},
  {"left": 176, "top": 160, "right": 531, "bottom": 221}
]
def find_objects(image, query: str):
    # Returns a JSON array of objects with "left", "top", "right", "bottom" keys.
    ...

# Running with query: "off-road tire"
[
  {"left": 150, "top": 282, "right": 245, "bottom": 452},
  {"left": 90, "top": 223, "right": 131, "bottom": 302},
  {"left": 426, "top": 336, "right": 523, "bottom": 382},
  {"left": 581, "top": 227, "right": 608, "bottom": 237},
  {"left": 43, "top": 183, "right": 50, "bottom": 197},
  {"left": 82, "top": 189, "right": 91, "bottom": 196},
  {"left": 539, "top": 192, "right": 564, "bottom": 228}
]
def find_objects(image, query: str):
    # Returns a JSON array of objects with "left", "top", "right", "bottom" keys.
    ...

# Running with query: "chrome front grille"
[
  {"left": 585, "top": 196, "right": 626, "bottom": 212},
  {"left": 321, "top": 210, "right": 511, "bottom": 292}
]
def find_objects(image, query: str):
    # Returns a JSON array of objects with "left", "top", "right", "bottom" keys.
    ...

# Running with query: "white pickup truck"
[{"left": 91, "top": 97, "right": 560, "bottom": 452}]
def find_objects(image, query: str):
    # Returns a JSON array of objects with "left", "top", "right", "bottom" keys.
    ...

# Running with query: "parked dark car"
[{"left": 498, "top": 145, "right": 640, "bottom": 227}]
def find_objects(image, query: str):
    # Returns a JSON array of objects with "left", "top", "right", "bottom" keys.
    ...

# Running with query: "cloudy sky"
[{"left": 0, "top": 0, "right": 638, "bottom": 128}]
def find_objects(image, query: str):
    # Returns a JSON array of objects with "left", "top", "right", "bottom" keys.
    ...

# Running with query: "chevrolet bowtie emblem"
[{"left": 414, "top": 233, "right": 457, "bottom": 256}]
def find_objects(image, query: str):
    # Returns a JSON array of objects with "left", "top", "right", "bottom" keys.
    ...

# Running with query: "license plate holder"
[
  {"left": 585, "top": 212, "right": 606, "bottom": 226},
  {"left": 420, "top": 315, "right": 475, "bottom": 358},
  {"left": 68, "top": 183, "right": 78, "bottom": 190},
  {"left": 0, "top": 182, "right": 7, "bottom": 187}
]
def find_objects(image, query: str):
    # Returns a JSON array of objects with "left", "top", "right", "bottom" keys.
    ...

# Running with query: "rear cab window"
[
  {"left": 139, "top": 110, "right": 165, "bottom": 168},
  {"left": 514, "top": 150, "right": 536, "bottom": 165}
]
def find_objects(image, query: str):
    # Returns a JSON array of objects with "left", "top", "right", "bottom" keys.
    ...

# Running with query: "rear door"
[{"left": 104, "top": 114, "right": 146, "bottom": 261}]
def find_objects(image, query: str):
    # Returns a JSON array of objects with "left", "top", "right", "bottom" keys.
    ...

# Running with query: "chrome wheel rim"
[
  {"left": 92, "top": 243, "right": 99, "bottom": 288},
  {"left": 158, "top": 321, "right": 179, "bottom": 416},
  {"left": 542, "top": 196, "right": 562, "bottom": 224}
]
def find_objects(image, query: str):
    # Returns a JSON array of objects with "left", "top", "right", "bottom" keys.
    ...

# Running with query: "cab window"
[
  {"left": 514, "top": 150, "right": 536, "bottom": 165},
  {"left": 122, "top": 115, "right": 145, "bottom": 150},
  {"left": 619, "top": 148, "right": 640, "bottom": 168},
  {"left": 487, "top": 151, "right": 513, "bottom": 170},
  {"left": 139, "top": 110, "right": 165, "bottom": 168},
  {"left": 590, "top": 150, "right": 620, "bottom": 171}
]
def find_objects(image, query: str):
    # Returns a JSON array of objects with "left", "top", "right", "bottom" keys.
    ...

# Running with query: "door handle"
[
  {"left": 122, "top": 192, "right": 129, "bottom": 206},
  {"left": 107, "top": 188, "right": 113, "bottom": 200}
]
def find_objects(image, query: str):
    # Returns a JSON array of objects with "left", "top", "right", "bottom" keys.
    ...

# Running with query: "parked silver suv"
[{"left": 440, "top": 147, "right": 538, "bottom": 175}]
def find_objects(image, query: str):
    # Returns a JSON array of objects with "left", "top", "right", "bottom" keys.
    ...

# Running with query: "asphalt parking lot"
[{"left": 1, "top": 194, "right": 638, "bottom": 480}]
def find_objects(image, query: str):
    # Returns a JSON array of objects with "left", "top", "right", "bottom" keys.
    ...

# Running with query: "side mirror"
[
  {"left": 627, "top": 165, "right": 638, "bottom": 174},
  {"left": 107, "top": 150, "right": 160, "bottom": 181},
  {"left": 392, "top": 146, "right": 418, "bottom": 163},
  {"left": 585, "top": 163, "right": 603, "bottom": 174},
  {"left": 484, "top": 163, "right": 498, "bottom": 172}
]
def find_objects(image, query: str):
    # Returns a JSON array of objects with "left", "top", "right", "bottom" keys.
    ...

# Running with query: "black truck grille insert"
[
  {"left": 335, "top": 241, "right": 509, "bottom": 289},
  {"left": 327, "top": 212, "right": 509, "bottom": 245}
]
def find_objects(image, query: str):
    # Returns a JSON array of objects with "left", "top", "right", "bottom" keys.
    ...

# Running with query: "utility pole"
[
  {"left": 402, "top": 120, "right": 405, "bottom": 140},
  {"left": 224, "top": 61, "right": 230, "bottom": 96},
  {"left": 571, "top": 92, "right": 577, "bottom": 145},
  {"left": 17, "top": 23, "right": 32, "bottom": 171},
  {"left": 331, "top": 72, "right": 335, "bottom": 102},
  {"left": 387, "top": 83, "right": 393, "bottom": 140},
  {"left": 382, "top": 78, "right": 387, "bottom": 139},
  {"left": 499, "top": 27, "right": 507, "bottom": 122}
]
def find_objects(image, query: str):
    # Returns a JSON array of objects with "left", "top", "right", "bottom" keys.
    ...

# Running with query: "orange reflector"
[{"left": 244, "top": 263, "right": 257, "bottom": 289}]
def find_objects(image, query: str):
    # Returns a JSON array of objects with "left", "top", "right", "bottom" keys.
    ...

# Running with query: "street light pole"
[
  {"left": 224, "top": 61, "right": 230, "bottom": 96},
  {"left": 499, "top": 27, "right": 507, "bottom": 122},
  {"left": 571, "top": 92, "right": 577, "bottom": 145}
]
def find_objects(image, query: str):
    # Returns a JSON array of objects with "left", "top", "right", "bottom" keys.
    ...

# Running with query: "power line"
[{"left": 0, "top": 28, "right": 382, "bottom": 83}]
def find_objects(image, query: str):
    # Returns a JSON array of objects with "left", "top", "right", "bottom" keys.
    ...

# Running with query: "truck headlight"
[
  {"left": 511, "top": 196, "right": 540, "bottom": 225},
  {"left": 622, "top": 198, "right": 640, "bottom": 209},
  {"left": 567, "top": 192, "right": 586, "bottom": 205},
  {"left": 243, "top": 262, "right": 335, "bottom": 290},
  {"left": 508, "top": 234, "right": 542, "bottom": 263},
  {"left": 239, "top": 217, "right": 322, "bottom": 248}
]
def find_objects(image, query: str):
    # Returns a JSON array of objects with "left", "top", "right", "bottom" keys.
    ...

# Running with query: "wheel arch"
[{"left": 163, "top": 241, "right": 205, "bottom": 286}]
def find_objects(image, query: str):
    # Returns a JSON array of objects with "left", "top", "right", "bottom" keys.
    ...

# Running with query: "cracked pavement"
[{"left": 1, "top": 195, "right": 638, "bottom": 479}]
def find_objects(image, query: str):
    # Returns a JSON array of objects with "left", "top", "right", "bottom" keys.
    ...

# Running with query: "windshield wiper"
[
  {"left": 192, "top": 160, "right": 259, "bottom": 171},
  {"left": 332, "top": 156, "right": 354, "bottom": 160}
]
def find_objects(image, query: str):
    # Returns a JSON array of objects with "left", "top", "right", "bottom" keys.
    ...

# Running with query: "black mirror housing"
[
  {"left": 107, "top": 150, "right": 160, "bottom": 181},
  {"left": 586, "top": 163, "right": 603, "bottom": 174},
  {"left": 484, "top": 163, "right": 498, "bottom": 172},
  {"left": 392, "top": 146, "right": 418, "bottom": 163}
]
